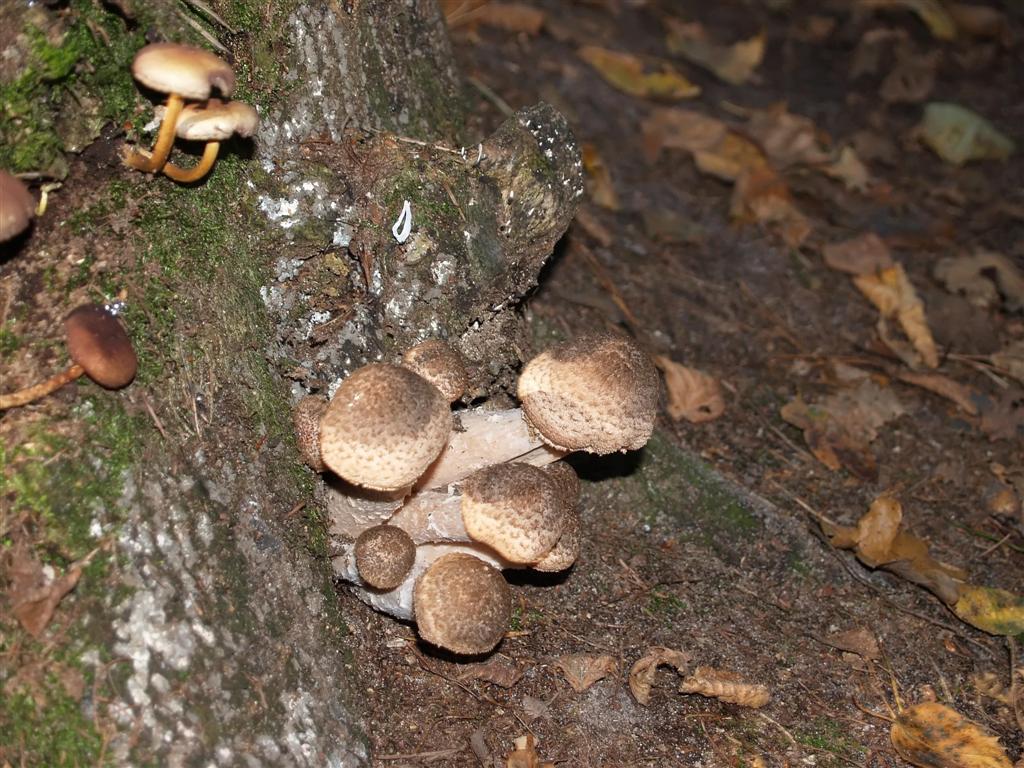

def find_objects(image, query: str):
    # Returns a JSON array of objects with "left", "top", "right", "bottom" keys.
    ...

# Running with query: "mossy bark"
[{"left": 1, "top": 0, "right": 582, "bottom": 764}]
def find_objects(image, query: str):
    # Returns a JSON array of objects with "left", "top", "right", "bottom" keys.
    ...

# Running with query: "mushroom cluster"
[
  {"left": 300, "top": 331, "right": 659, "bottom": 655},
  {"left": 123, "top": 43, "right": 258, "bottom": 184}
]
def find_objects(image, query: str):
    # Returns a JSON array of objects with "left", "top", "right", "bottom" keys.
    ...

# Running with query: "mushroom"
[
  {"left": 533, "top": 460, "right": 582, "bottom": 573},
  {"left": 401, "top": 339, "right": 469, "bottom": 404},
  {"left": 161, "top": 99, "right": 259, "bottom": 183},
  {"left": 354, "top": 525, "right": 416, "bottom": 590},
  {"left": 414, "top": 551, "right": 512, "bottom": 655},
  {"left": 293, "top": 394, "right": 327, "bottom": 472},
  {"left": 414, "top": 331, "right": 658, "bottom": 491},
  {"left": 123, "top": 43, "right": 235, "bottom": 174},
  {"left": 0, "top": 171, "right": 35, "bottom": 242},
  {"left": 319, "top": 363, "right": 452, "bottom": 492},
  {"left": 0, "top": 304, "right": 137, "bottom": 410}
]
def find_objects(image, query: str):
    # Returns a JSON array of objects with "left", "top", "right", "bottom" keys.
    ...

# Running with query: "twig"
[
  {"left": 142, "top": 394, "right": 168, "bottom": 440},
  {"left": 467, "top": 75, "right": 514, "bottom": 117},
  {"left": 377, "top": 747, "right": 464, "bottom": 762},
  {"left": 176, "top": 10, "right": 228, "bottom": 52},
  {"left": 179, "top": 0, "right": 238, "bottom": 32}
]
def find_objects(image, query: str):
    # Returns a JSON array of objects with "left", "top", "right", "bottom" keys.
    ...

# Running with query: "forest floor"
[
  {"left": 345, "top": 1, "right": 1023, "bottom": 766},
  {"left": 1, "top": 1, "right": 1022, "bottom": 766}
]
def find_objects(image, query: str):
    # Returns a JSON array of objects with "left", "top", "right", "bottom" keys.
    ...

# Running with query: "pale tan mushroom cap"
[
  {"left": 414, "top": 552, "right": 511, "bottom": 654},
  {"left": 401, "top": 339, "right": 468, "bottom": 403},
  {"left": 131, "top": 43, "right": 235, "bottom": 100},
  {"left": 176, "top": 99, "right": 259, "bottom": 141},
  {"left": 534, "top": 462, "right": 581, "bottom": 572},
  {"left": 460, "top": 463, "right": 564, "bottom": 564},
  {"left": 517, "top": 331, "right": 659, "bottom": 454},
  {"left": 0, "top": 170, "right": 34, "bottom": 242},
  {"left": 320, "top": 363, "right": 452, "bottom": 491},
  {"left": 354, "top": 525, "right": 416, "bottom": 590},
  {"left": 293, "top": 395, "right": 327, "bottom": 472}
]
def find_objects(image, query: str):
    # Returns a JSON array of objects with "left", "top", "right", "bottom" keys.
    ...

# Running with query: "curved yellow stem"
[
  {"left": 0, "top": 364, "right": 84, "bottom": 410},
  {"left": 161, "top": 141, "right": 221, "bottom": 183},
  {"left": 123, "top": 93, "right": 185, "bottom": 173}
]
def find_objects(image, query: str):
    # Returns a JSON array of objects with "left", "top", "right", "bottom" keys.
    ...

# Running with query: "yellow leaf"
[
  {"left": 891, "top": 702, "right": 1012, "bottom": 768},
  {"left": 665, "top": 20, "right": 765, "bottom": 85},
  {"left": 581, "top": 143, "right": 619, "bottom": 211},
  {"left": 855, "top": 495, "right": 902, "bottom": 565},
  {"left": 953, "top": 584, "right": 1024, "bottom": 636},
  {"left": 854, "top": 264, "right": 939, "bottom": 368},
  {"left": 919, "top": 102, "right": 1015, "bottom": 166},
  {"left": 579, "top": 46, "right": 700, "bottom": 101}
]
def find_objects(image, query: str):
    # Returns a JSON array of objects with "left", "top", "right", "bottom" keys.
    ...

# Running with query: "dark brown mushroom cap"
[
  {"left": 414, "top": 552, "right": 511, "bottom": 655},
  {"left": 131, "top": 43, "right": 235, "bottom": 100},
  {"left": 354, "top": 525, "right": 416, "bottom": 590},
  {"left": 319, "top": 364, "right": 452, "bottom": 491},
  {"left": 460, "top": 463, "right": 564, "bottom": 564},
  {"left": 0, "top": 171, "right": 35, "bottom": 242},
  {"left": 293, "top": 395, "right": 328, "bottom": 472},
  {"left": 517, "top": 331, "right": 659, "bottom": 454},
  {"left": 401, "top": 339, "right": 469, "bottom": 403},
  {"left": 65, "top": 304, "right": 137, "bottom": 389},
  {"left": 534, "top": 462, "right": 581, "bottom": 572}
]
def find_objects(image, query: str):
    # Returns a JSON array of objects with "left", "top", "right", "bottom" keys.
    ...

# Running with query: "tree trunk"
[{"left": 0, "top": 1, "right": 581, "bottom": 764}]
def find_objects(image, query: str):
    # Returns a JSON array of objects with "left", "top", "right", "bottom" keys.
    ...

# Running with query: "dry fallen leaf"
[
  {"left": 953, "top": 585, "right": 1024, "bottom": 637},
  {"left": 863, "top": 0, "right": 957, "bottom": 40},
  {"left": 665, "top": 19, "right": 765, "bottom": 85},
  {"left": 581, "top": 142, "right": 620, "bottom": 211},
  {"left": 897, "top": 370, "right": 980, "bottom": 415},
  {"left": 555, "top": 653, "right": 618, "bottom": 693},
  {"left": 854, "top": 264, "right": 939, "bottom": 368},
  {"left": 579, "top": 46, "right": 700, "bottom": 101},
  {"left": 823, "top": 146, "right": 873, "bottom": 192},
  {"left": 6, "top": 543, "right": 84, "bottom": 638},
  {"left": 731, "top": 164, "right": 812, "bottom": 248},
  {"left": 891, "top": 701, "right": 1012, "bottom": 768},
  {"left": 826, "top": 627, "right": 881, "bottom": 660},
  {"left": 457, "top": 655, "right": 528, "bottom": 688},
  {"left": 934, "top": 252, "right": 1024, "bottom": 312},
  {"left": 822, "top": 232, "right": 894, "bottom": 275},
  {"left": 654, "top": 355, "right": 725, "bottom": 423},
  {"left": 445, "top": 2, "right": 546, "bottom": 34},
  {"left": 744, "top": 104, "right": 831, "bottom": 168},
  {"left": 641, "top": 108, "right": 727, "bottom": 163},
  {"left": 880, "top": 48, "right": 940, "bottom": 103},
  {"left": 506, "top": 734, "right": 555, "bottom": 768},
  {"left": 917, "top": 102, "right": 1015, "bottom": 165},
  {"left": 978, "top": 388, "right": 1024, "bottom": 442},
  {"left": 679, "top": 666, "right": 771, "bottom": 708},
  {"left": 945, "top": 2, "right": 1007, "bottom": 40},
  {"left": 629, "top": 647, "right": 692, "bottom": 705},
  {"left": 781, "top": 380, "right": 904, "bottom": 480}
]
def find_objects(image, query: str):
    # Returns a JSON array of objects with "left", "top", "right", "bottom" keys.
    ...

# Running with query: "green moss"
[
  {"left": 0, "top": 322, "right": 21, "bottom": 358},
  {"left": 645, "top": 588, "right": 686, "bottom": 619},
  {"left": 794, "top": 718, "right": 865, "bottom": 765}
]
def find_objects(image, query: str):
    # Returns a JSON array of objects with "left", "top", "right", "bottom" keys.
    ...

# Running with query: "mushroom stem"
[
  {"left": 0, "top": 364, "right": 84, "bottom": 410},
  {"left": 123, "top": 93, "right": 185, "bottom": 173},
  {"left": 161, "top": 140, "right": 221, "bottom": 183},
  {"left": 414, "top": 407, "right": 565, "bottom": 491}
]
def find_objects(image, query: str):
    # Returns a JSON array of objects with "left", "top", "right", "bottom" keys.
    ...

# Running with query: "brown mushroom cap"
[
  {"left": 175, "top": 99, "right": 259, "bottom": 141},
  {"left": 293, "top": 395, "right": 328, "bottom": 472},
  {"left": 533, "top": 462, "right": 581, "bottom": 572},
  {"left": 354, "top": 525, "right": 417, "bottom": 590},
  {"left": 460, "top": 463, "right": 564, "bottom": 564},
  {"left": 131, "top": 43, "right": 235, "bottom": 101},
  {"left": 319, "top": 363, "right": 452, "bottom": 491},
  {"left": 65, "top": 304, "right": 137, "bottom": 389},
  {"left": 0, "top": 171, "right": 35, "bottom": 242},
  {"left": 401, "top": 339, "right": 469, "bottom": 404},
  {"left": 517, "top": 331, "right": 659, "bottom": 454},
  {"left": 414, "top": 552, "right": 511, "bottom": 654}
]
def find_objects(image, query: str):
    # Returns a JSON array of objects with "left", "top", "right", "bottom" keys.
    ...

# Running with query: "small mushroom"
[
  {"left": 533, "top": 461, "right": 582, "bottom": 573},
  {"left": 161, "top": 98, "right": 259, "bottom": 183},
  {"left": 518, "top": 330, "right": 660, "bottom": 453},
  {"left": 0, "top": 171, "right": 35, "bottom": 242},
  {"left": 293, "top": 394, "right": 328, "bottom": 472},
  {"left": 319, "top": 363, "right": 452, "bottom": 492},
  {"left": 123, "top": 43, "right": 235, "bottom": 174},
  {"left": 414, "top": 552, "right": 511, "bottom": 655},
  {"left": 354, "top": 525, "right": 416, "bottom": 590},
  {"left": 401, "top": 339, "right": 469, "bottom": 404},
  {"left": 0, "top": 304, "right": 137, "bottom": 410}
]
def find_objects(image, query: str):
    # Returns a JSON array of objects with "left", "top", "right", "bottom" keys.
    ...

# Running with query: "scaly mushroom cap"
[
  {"left": 131, "top": 43, "right": 235, "bottom": 100},
  {"left": 533, "top": 462, "right": 581, "bottom": 572},
  {"left": 517, "top": 331, "right": 659, "bottom": 454},
  {"left": 401, "top": 339, "right": 469, "bottom": 404},
  {"left": 319, "top": 364, "right": 452, "bottom": 491},
  {"left": 293, "top": 395, "right": 327, "bottom": 472},
  {"left": 65, "top": 304, "right": 137, "bottom": 389},
  {"left": 0, "top": 171, "right": 34, "bottom": 242},
  {"left": 175, "top": 99, "right": 259, "bottom": 141},
  {"left": 460, "top": 463, "right": 564, "bottom": 564},
  {"left": 354, "top": 525, "right": 416, "bottom": 590},
  {"left": 414, "top": 552, "right": 511, "bottom": 655}
]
